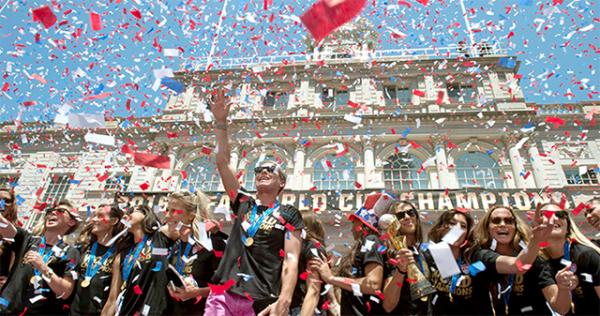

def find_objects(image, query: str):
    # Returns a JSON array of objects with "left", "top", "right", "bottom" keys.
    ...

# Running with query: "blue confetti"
[
  {"left": 486, "top": 149, "right": 494, "bottom": 155},
  {"left": 401, "top": 127, "right": 412, "bottom": 138},
  {"left": 16, "top": 195, "right": 25, "bottom": 206},
  {"left": 152, "top": 261, "right": 163, "bottom": 272},
  {"left": 468, "top": 261, "right": 486, "bottom": 276},
  {"left": 161, "top": 77, "right": 184, "bottom": 94},
  {"left": 497, "top": 57, "right": 516, "bottom": 69},
  {"left": 0, "top": 297, "right": 8, "bottom": 307},
  {"left": 68, "top": 179, "right": 81, "bottom": 185}
]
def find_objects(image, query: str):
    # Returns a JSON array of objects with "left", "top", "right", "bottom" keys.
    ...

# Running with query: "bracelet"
[
  {"left": 214, "top": 122, "right": 228, "bottom": 130},
  {"left": 42, "top": 268, "right": 55, "bottom": 282},
  {"left": 396, "top": 267, "right": 407, "bottom": 275}
]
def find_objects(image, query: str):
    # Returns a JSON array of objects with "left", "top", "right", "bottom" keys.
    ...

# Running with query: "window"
[
  {"left": 42, "top": 174, "right": 72, "bottom": 204},
  {"left": 564, "top": 168, "right": 599, "bottom": 185},
  {"left": 447, "top": 84, "right": 476, "bottom": 104},
  {"left": 263, "top": 91, "right": 289, "bottom": 109},
  {"left": 321, "top": 88, "right": 349, "bottom": 108},
  {"left": 455, "top": 152, "right": 503, "bottom": 189},
  {"left": 104, "top": 174, "right": 131, "bottom": 192},
  {"left": 383, "top": 153, "right": 429, "bottom": 190},
  {"left": 383, "top": 86, "right": 412, "bottom": 106},
  {"left": 183, "top": 157, "right": 221, "bottom": 192},
  {"left": 244, "top": 155, "right": 287, "bottom": 191},
  {"left": 312, "top": 155, "right": 356, "bottom": 190}
]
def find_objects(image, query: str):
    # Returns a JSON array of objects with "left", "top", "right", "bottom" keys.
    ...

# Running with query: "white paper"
[
  {"left": 428, "top": 242, "right": 461, "bottom": 279},
  {"left": 68, "top": 113, "right": 106, "bottom": 128},
  {"left": 351, "top": 283, "right": 362, "bottom": 297},
  {"left": 195, "top": 222, "right": 213, "bottom": 251},
  {"left": 343, "top": 114, "right": 362, "bottom": 124},
  {"left": 84, "top": 132, "right": 116, "bottom": 147},
  {"left": 152, "top": 248, "right": 169, "bottom": 256},
  {"left": 441, "top": 224, "right": 465, "bottom": 245},
  {"left": 361, "top": 239, "right": 375, "bottom": 253},
  {"left": 163, "top": 48, "right": 180, "bottom": 57}
]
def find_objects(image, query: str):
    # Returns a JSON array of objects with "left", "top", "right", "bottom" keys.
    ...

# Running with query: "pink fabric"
[{"left": 205, "top": 291, "right": 255, "bottom": 316}]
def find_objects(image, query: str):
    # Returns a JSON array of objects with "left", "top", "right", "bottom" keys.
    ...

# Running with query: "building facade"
[{"left": 1, "top": 22, "right": 598, "bottom": 233}]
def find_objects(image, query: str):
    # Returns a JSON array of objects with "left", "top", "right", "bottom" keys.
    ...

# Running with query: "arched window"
[
  {"left": 312, "top": 155, "right": 356, "bottom": 190},
  {"left": 383, "top": 153, "right": 429, "bottom": 190},
  {"left": 244, "top": 155, "right": 287, "bottom": 191},
  {"left": 182, "top": 156, "right": 221, "bottom": 192},
  {"left": 455, "top": 152, "right": 503, "bottom": 189}
]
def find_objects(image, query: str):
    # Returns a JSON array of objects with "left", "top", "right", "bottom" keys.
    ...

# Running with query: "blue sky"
[{"left": 0, "top": 0, "right": 597, "bottom": 123}]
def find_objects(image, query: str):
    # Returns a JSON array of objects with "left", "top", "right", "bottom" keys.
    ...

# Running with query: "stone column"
[
  {"left": 527, "top": 134, "right": 546, "bottom": 188},
  {"left": 364, "top": 140, "right": 377, "bottom": 188},
  {"left": 432, "top": 135, "right": 453, "bottom": 189},
  {"left": 292, "top": 145, "right": 306, "bottom": 190}
]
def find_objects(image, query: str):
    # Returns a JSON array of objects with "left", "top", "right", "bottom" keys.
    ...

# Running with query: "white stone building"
[{"left": 0, "top": 22, "right": 598, "bottom": 233}]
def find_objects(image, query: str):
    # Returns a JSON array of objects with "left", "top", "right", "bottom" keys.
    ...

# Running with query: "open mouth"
[{"left": 496, "top": 230, "right": 510, "bottom": 236}]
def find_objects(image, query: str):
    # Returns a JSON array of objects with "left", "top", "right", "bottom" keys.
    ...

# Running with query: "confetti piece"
[
  {"left": 133, "top": 285, "right": 143, "bottom": 295},
  {"left": 208, "top": 279, "right": 235, "bottom": 295},
  {"left": 468, "top": 261, "right": 486, "bottom": 276},
  {"left": 90, "top": 12, "right": 102, "bottom": 31},
  {"left": 133, "top": 153, "right": 170, "bottom": 169},
  {"left": 32, "top": 6, "right": 57, "bottom": 29},
  {"left": 151, "top": 261, "right": 162, "bottom": 272},
  {"left": 301, "top": 0, "right": 368, "bottom": 43}
]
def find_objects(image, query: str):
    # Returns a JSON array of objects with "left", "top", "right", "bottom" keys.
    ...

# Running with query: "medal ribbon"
[
  {"left": 563, "top": 240, "right": 571, "bottom": 261},
  {"left": 245, "top": 201, "right": 280, "bottom": 239},
  {"left": 500, "top": 274, "right": 514, "bottom": 310},
  {"left": 449, "top": 255, "right": 462, "bottom": 295},
  {"left": 175, "top": 242, "right": 192, "bottom": 275},
  {"left": 122, "top": 235, "right": 148, "bottom": 282},
  {"left": 33, "top": 236, "right": 58, "bottom": 279},
  {"left": 84, "top": 242, "right": 115, "bottom": 281}
]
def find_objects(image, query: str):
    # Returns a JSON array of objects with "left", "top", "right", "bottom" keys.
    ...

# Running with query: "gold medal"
[
  {"left": 245, "top": 237, "right": 254, "bottom": 247},
  {"left": 30, "top": 276, "right": 37, "bottom": 285},
  {"left": 81, "top": 277, "right": 91, "bottom": 288}
]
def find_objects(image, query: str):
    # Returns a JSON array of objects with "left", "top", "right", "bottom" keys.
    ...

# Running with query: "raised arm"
[
  {"left": 0, "top": 213, "right": 17, "bottom": 240},
  {"left": 309, "top": 256, "right": 383, "bottom": 296},
  {"left": 299, "top": 270, "right": 322, "bottom": 316},
  {"left": 543, "top": 265, "right": 578, "bottom": 315},
  {"left": 382, "top": 249, "right": 413, "bottom": 312},
  {"left": 209, "top": 89, "right": 240, "bottom": 198}
]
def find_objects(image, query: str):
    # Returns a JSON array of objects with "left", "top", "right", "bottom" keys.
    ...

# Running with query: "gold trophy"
[{"left": 379, "top": 214, "right": 436, "bottom": 300}]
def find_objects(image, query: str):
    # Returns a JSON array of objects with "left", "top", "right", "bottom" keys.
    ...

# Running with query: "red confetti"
[
  {"left": 2, "top": 82, "right": 9, "bottom": 92},
  {"left": 299, "top": 271, "right": 309, "bottom": 280},
  {"left": 208, "top": 279, "right": 235, "bottom": 294},
  {"left": 572, "top": 202, "right": 586, "bottom": 216},
  {"left": 90, "top": 12, "right": 102, "bottom": 31},
  {"left": 285, "top": 223, "right": 296, "bottom": 232},
  {"left": 130, "top": 9, "right": 142, "bottom": 19},
  {"left": 354, "top": 181, "right": 362, "bottom": 189},
  {"left": 32, "top": 6, "right": 57, "bottom": 29},
  {"left": 279, "top": 249, "right": 285, "bottom": 257},
  {"left": 300, "top": 0, "right": 368, "bottom": 43},
  {"left": 545, "top": 116, "right": 565, "bottom": 129},
  {"left": 201, "top": 146, "right": 212, "bottom": 155},
  {"left": 412, "top": 89, "right": 426, "bottom": 97},
  {"left": 133, "top": 285, "right": 143, "bottom": 295},
  {"left": 133, "top": 152, "right": 170, "bottom": 169},
  {"left": 139, "top": 182, "right": 150, "bottom": 191}
]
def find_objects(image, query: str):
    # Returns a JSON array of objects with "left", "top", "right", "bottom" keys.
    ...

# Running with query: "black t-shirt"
[
  {"left": 339, "top": 234, "right": 385, "bottom": 316},
  {"left": 211, "top": 192, "right": 304, "bottom": 307},
  {"left": 0, "top": 228, "right": 80, "bottom": 315},
  {"left": 165, "top": 231, "right": 228, "bottom": 316},
  {"left": 70, "top": 242, "right": 117, "bottom": 316},
  {"left": 481, "top": 251, "right": 556, "bottom": 315},
  {"left": 0, "top": 243, "right": 12, "bottom": 277},
  {"left": 423, "top": 247, "right": 495, "bottom": 315},
  {"left": 290, "top": 239, "right": 327, "bottom": 311},
  {"left": 116, "top": 232, "right": 171, "bottom": 316},
  {"left": 383, "top": 245, "right": 431, "bottom": 316},
  {"left": 547, "top": 243, "right": 600, "bottom": 315}
]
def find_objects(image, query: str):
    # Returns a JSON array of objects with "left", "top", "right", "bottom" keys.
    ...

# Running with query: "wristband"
[
  {"left": 396, "top": 267, "right": 407, "bottom": 275},
  {"left": 214, "top": 122, "right": 228, "bottom": 130}
]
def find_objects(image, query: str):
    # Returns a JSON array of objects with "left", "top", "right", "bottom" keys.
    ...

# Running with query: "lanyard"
[
  {"left": 449, "top": 255, "right": 462, "bottom": 295},
  {"left": 85, "top": 242, "right": 115, "bottom": 280},
  {"left": 414, "top": 246, "right": 425, "bottom": 273},
  {"left": 563, "top": 241, "right": 571, "bottom": 261},
  {"left": 246, "top": 201, "right": 280, "bottom": 238},
  {"left": 500, "top": 274, "right": 514, "bottom": 311},
  {"left": 122, "top": 235, "right": 148, "bottom": 282},
  {"left": 33, "top": 237, "right": 57, "bottom": 278},
  {"left": 175, "top": 242, "right": 192, "bottom": 275}
]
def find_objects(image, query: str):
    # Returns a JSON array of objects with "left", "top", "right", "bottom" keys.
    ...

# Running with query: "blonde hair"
[
  {"left": 168, "top": 190, "right": 212, "bottom": 242},
  {"left": 472, "top": 205, "right": 531, "bottom": 250},
  {"left": 539, "top": 202, "right": 600, "bottom": 257}
]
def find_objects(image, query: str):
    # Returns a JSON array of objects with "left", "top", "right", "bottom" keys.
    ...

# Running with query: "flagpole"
[
  {"left": 205, "top": 0, "right": 229, "bottom": 71},
  {"left": 458, "top": 0, "right": 477, "bottom": 56}
]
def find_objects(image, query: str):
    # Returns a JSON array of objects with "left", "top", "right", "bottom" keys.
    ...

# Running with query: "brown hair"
[
  {"left": 301, "top": 212, "right": 325, "bottom": 246},
  {"left": 335, "top": 220, "right": 378, "bottom": 277},
  {"left": 77, "top": 204, "right": 126, "bottom": 252},
  {"left": 35, "top": 199, "right": 80, "bottom": 235},
  {"left": 391, "top": 200, "right": 424, "bottom": 245},
  {"left": 472, "top": 205, "right": 531, "bottom": 250},
  {"left": 0, "top": 186, "right": 18, "bottom": 224},
  {"left": 428, "top": 209, "right": 475, "bottom": 243}
]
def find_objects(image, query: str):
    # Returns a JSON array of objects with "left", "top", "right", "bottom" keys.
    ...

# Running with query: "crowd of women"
[{"left": 0, "top": 91, "right": 597, "bottom": 316}]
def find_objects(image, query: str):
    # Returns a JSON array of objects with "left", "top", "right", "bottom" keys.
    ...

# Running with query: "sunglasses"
[
  {"left": 490, "top": 216, "right": 515, "bottom": 225},
  {"left": 395, "top": 209, "right": 417, "bottom": 219},
  {"left": 254, "top": 165, "right": 277, "bottom": 174},
  {"left": 553, "top": 210, "right": 569, "bottom": 219},
  {"left": 44, "top": 208, "right": 69, "bottom": 217},
  {"left": 1, "top": 198, "right": 13, "bottom": 204}
]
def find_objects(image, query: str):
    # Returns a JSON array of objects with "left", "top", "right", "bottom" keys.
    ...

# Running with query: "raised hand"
[
  {"left": 555, "top": 264, "right": 579, "bottom": 291},
  {"left": 208, "top": 89, "right": 231, "bottom": 123}
]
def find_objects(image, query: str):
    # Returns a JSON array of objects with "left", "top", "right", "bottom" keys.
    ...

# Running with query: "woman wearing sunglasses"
[
  {"left": 423, "top": 207, "right": 552, "bottom": 315},
  {"left": 308, "top": 203, "right": 385, "bottom": 315},
  {"left": 472, "top": 205, "right": 576, "bottom": 315},
  {"left": 102, "top": 205, "right": 170, "bottom": 316},
  {"left": 382, "top": 200, "right": 432, "bottom": 315},
  {"left": 70, "top": 204, "right": 127, "bottom": 315},
  {"left": 163, "top": 190, "right": 227, "bottom": 316},
  {"left": 539, "top": 202, "right": 600, "bottom": 315}
]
